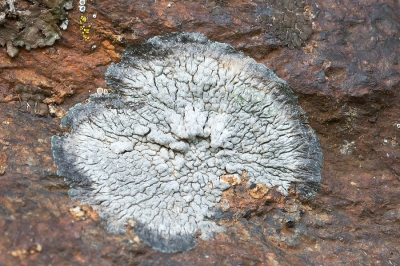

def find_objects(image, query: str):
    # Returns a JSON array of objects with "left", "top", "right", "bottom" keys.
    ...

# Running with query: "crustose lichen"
[{"left": 52, "top": 33, "right": 323, "bottom": 253}]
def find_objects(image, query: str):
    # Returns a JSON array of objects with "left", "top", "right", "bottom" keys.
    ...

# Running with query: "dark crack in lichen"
[
  {"left": 257, "top": 0, "right": 313, "bottom": 49},
  {"left": 0, "top": 0, "right": 72, "bottom": 57}
]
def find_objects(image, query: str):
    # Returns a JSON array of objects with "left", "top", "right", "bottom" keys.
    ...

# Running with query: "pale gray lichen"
[{"left": 52, "top": 33, "right": 323, "bottom": 253}]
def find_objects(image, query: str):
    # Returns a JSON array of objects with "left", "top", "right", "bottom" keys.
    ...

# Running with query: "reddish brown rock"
[
  {"left": 249, "top": 184, "right": 269, "bottom": 199},
  {"left": 0, "top": 152, "right": 7, "bottom": 175},
  {"left": 0, "top": 0, "right": 399, "bottom": 265}
]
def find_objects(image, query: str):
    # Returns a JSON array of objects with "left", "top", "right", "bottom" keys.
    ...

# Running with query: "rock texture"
[
  {"left": 257, "top": 0, "right": 313, "bottom": 48},
  {"left": 0, "top": 0, "right": 399, "bottom": 265}
]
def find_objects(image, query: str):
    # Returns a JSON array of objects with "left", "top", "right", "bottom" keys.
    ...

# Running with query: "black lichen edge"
[{"left": 133, "top": 221, "right": 198, "bottom": 253}]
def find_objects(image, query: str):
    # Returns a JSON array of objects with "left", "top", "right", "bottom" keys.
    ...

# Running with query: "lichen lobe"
[{"left": 52, "top": 33, "right": 323, "bottom": 253}]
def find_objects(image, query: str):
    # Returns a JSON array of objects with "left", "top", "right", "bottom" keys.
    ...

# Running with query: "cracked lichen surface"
[{"left": 52, "top": 33, "right": 323, "bottom": 253}]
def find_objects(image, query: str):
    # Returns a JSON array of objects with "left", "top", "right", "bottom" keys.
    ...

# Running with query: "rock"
[
  {"left": 0, "top": 0, "right": 399, "bottom": 264},
  {"left": 249, "top": 183, "right": 269, "bottom": 199},
  {"left": 0, "top": 152, "right": 7, "bottom": 175}
]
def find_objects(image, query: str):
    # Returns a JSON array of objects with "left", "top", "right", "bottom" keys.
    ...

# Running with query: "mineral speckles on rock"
[{"left": 52, "top": 33, "right": 323, "bottom": 253}]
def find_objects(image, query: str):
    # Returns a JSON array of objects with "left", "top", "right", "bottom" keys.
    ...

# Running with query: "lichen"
[
  {"left": 51, "top": 33, "right": 323, "bottom": 253},
  {"left": 0, "top": 0, "right": 72, "bottom": 57},
  {"left": 257, "top": 0, "right": 313, "bottom": 49}
]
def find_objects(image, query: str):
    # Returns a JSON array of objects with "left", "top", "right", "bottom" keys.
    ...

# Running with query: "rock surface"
[{"left": 0, "top": 0, "right": 399, "bottom": 265}]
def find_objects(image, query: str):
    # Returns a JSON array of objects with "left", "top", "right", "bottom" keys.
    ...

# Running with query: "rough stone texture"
[
  {"left": 51, "top": 33, "right": 322, "bottom": 253},
  {"left": 257, "top": 0, "right": 313, "bottom": 48},
  {"left": 15, "top": 84, "right": 52, "bottom": 117},
  {"left": 0, "top": 0, "right": 399, "bottom": 264}
]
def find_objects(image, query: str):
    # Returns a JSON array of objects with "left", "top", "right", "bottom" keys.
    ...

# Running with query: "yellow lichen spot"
[{"left": 79, "top": 15, "right": 91, "bottom": 41}]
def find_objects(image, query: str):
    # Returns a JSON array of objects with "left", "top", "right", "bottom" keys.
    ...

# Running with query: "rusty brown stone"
[
  {"left": 48, "top": 104, "right": 67, "bottom": 119},
  {"left": 0, "top": 152, "right": 7, "bottom": 175},
  {"left": 69, "top": 205, "right": 99, "bottom": 221},
  {"left": 249, "top": 183, "right": 269, "bottom": 199}
]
